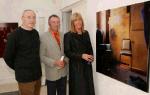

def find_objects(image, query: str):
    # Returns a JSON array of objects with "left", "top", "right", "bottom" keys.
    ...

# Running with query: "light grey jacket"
[{"left": 40, "top": 31, "right": 68, "bottom": 81}]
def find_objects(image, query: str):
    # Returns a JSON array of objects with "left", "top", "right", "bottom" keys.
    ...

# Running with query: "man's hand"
[{"left": 54, "top": 60, "right": 65, "bottom": 68}]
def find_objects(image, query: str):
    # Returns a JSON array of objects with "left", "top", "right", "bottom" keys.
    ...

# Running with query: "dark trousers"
[{"left": 46, "top": 76, "right": 67, "bottom": 95}]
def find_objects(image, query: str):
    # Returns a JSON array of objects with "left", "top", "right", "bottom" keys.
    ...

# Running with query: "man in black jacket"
[{"left": 3, "top": 9, "right": 42, "bottom": 95}]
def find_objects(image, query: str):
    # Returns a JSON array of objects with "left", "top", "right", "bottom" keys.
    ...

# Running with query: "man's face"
[
  {"left": 49, "top": 17, "right": 60, "bottom": 32},
  {"left": 22, "top": 11, "right": 36, "bottom": 29}
]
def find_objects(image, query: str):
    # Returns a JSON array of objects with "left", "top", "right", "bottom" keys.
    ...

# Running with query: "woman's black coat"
[{"left": 64, "top": 31, "right": 95, "bottom": 95}]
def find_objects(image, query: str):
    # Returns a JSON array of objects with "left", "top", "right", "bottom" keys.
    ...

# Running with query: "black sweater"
[{"left": 3, "top": 27, "right": 42, "bottom": 83}]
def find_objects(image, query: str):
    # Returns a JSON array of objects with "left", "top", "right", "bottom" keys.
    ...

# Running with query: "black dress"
[{"left": 64, "top": 31, "right": 95, "bottom": 95}]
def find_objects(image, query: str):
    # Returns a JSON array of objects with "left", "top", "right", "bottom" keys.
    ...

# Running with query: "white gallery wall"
[{"left": 61, "top": 0, "right": 80, "bottom": 9}]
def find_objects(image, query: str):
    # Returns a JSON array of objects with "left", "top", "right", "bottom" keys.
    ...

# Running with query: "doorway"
[{"left": 62, "top": 11, "right": 72, "bottom": 34}]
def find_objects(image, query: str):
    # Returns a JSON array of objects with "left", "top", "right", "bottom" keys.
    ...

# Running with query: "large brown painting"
[{"left": 96, "top": 1, "right": 150, "bottom": 92}]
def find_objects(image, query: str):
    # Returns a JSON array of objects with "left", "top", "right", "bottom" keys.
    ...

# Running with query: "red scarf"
[{"left": 51, "top": 31, "right": 60, "bottom": 47}]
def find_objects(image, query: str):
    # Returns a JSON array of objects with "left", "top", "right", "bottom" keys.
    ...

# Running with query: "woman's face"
[{"left": 74, "top": 19, "right": 82, "bottom": 31}]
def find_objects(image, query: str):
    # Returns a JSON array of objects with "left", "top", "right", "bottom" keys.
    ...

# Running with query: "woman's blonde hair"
[{"left": 70, "top": 12, "right": 84, "bottom": 33}]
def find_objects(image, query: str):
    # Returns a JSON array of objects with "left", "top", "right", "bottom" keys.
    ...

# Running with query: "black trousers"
[{"left": 46, "top": 76, "right": 67, "bottom": 95}]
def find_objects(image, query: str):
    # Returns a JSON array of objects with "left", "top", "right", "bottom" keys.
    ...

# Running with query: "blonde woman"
[{"left": 64, "top": 12, "right": 95, "bottom": 95}]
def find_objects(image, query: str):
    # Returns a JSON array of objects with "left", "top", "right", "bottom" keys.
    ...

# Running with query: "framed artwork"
[
  {"left": 96, "top": 1, "right": 150, "bottom": 92},
  {"left": 0, "top": 23, "right": 18, "bottom": 57}
]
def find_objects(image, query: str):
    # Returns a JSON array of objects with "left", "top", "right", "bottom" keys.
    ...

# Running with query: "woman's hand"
[{"left": 82, "top": 54, "right": 94, "bottom": 62}]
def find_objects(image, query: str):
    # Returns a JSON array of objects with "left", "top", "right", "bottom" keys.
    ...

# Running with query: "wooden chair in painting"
[{"left": 119, "top": 39, "right": 132, "bottom": 69}]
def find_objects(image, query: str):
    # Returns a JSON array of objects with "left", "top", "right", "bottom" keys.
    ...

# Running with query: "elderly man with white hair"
[{"left": 3, "top": 9, "right": 42, "bottom": 95}]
